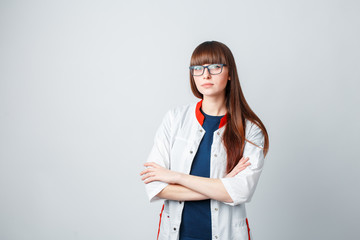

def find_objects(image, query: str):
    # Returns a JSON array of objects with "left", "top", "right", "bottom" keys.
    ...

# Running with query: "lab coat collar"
[{"left": 195, "top": 99, "right": 228, "bottom": 129}]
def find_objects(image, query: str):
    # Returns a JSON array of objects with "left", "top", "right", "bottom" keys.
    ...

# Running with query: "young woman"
[{"left": 140, "top": 41, "right": 269, "bottom": 240}]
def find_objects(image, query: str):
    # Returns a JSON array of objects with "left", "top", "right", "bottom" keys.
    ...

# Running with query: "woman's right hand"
[{"left": 225, "top": 157, "right": 250, "bottom": 178}]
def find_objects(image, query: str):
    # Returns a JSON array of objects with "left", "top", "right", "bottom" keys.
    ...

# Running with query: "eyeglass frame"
[{"left": 189, "top": 64, "right": 227, "bottom": 76}]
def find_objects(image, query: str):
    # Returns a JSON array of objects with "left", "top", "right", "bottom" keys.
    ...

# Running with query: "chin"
[{"left": 202, "top": 92, "right": 222, "bottom": 98}]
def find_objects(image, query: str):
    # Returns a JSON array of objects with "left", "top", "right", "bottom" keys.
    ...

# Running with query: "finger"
[
  {"left": 140, "top": 168, "right": 149, "bottom": 175},
  {"left": 140, "top": 167, "right": 157, "bottom": 175},
  {"left": 141, "top": 166, "right": 160, "bottom": 175},
  {"left": 144, "top": 162, "right": 155, "bottom": 167},
  {"left": 144, "top": 162, "right": 160, "bottom": 168},
  {"left": 239, "top": 157, "right": 249, "bottom": 164},
  {"left": 237, "top": 161, "right": 251, "bottom": 169},
  {"left": 227, "top": 168, "right": 240, "bottom": 178},
  {"left": 238, "top": 164, "right": 249, "bottom": 170},
  {"left": 226, "top": 172, "right": 235, "bottom": 178},
  {"left": 236, "top": 162, "right": 251, "bottom": 170},
  {"left": 236, "top": 163, "right": 251, "bottom": 172},
  {"left": 141, "top": 173, "right": 155, "bottom": 181},
  {"left": 235, "top": 158, "right": 249, "bottom": 168},
  {"left": 234, "top": 165, "right": 245, "bottom": 172},
  {"left": 233, "top": 162, "right": 250, "bottom": 172},
  {"left": 225, "top": 172, "right": 232, "bottom": 177},
  {"left": 140, "top": 168, "right": 152, "bottom": 176},
  {"left": 144, "top": 176, "right": 157, "bottom": 184},
  {"left": 227, "top": 168, "right": 238, "bottom": 177}
]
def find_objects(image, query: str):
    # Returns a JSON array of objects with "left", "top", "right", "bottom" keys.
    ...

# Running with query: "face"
[{"left": 193, "top": 63, "right": 230, "bottom": 98}]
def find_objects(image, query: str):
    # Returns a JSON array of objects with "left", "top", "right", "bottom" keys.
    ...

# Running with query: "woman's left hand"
[{"left": 140, "top": 162, "right": 181, "bottom": 184}]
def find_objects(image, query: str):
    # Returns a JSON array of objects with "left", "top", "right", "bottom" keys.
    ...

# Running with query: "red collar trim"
[{"left": 195, "top": 99, "right": 228, "bottom": 129}]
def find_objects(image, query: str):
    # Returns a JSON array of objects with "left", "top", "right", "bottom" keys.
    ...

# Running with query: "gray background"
[{"left": 1, "top": 0, "right": 359, "bottom": 239}]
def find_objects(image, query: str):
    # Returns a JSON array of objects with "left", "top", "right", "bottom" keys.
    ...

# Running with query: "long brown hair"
[{"left": 189, "top": 41, "right": 269, "bottom": 173}]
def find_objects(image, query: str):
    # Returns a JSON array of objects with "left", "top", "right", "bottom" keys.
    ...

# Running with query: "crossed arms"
[{"left": 140, "top": 156, "right": 251, "bottom": 203}]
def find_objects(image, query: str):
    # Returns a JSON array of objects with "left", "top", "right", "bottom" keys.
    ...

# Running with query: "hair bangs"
[{"left": 190, "top": 41, "right": 228, "bottom": 66}]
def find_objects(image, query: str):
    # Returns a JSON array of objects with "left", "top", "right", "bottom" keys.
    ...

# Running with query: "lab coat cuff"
[
  {"left": 220, "top": 178, "right": 240, "bottom": 206},
  {"left": 147, "top": 181, "right": 169, "bottom": 203}
]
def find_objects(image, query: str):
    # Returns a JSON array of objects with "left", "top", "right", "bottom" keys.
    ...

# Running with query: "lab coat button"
[
  {"left": 179, "top": 201, "right": 182, "bottom": 204},
  {"left": 215, "top": 236, "right": 218, "bottom": 239},
  {"left": 217, "top": 132, "right": 220, "bottom": 135},
  {"left": 190, "top": 150, "right": 193, "bottom": 154},
  {"left": 215, "top": 208, "right": 218, "bottom": 211},
  {"left": 200, "top": 129, "right": 203, "bottom": 132},
  {"left": 173, "top": 227, "right": 177, "bottom": 231},
  {"left": 214, "top": 154, "right": 217, "bottom": 157}
]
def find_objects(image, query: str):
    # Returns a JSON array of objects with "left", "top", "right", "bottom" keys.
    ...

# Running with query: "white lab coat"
[{"left": 144, "top": 100, "right": 266, "bottom": 240}]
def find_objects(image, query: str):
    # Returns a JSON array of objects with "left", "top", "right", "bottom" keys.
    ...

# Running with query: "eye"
[
  {"left": 209, "top": 64, "right": 221, "bottom": 69},
  {"left": 193, "top": 66, "right": 203, "bottom": 70}
]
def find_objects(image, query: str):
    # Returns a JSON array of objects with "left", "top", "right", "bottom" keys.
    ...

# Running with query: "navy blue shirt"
[{"left": 179, "top": 107, "right": 224, "bottom": 240}]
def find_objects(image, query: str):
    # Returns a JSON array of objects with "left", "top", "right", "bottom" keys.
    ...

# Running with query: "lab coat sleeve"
[
  {"left": 220, "top": 122, "right": 266, "bottom": 206},
  {"left": 144, "top": 108, "right": 173, "bottom": 203}
]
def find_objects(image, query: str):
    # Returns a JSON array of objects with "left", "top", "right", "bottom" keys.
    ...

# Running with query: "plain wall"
[{"left": 1, "top": 0, "right": 359, "bottom": 239}]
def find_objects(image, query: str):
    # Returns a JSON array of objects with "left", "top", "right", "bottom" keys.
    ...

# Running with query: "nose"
[{"left": 203, "top": 67, "right": 211, "bottom": 79}]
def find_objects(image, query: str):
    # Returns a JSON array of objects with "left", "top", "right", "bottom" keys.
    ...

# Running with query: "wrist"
[{"left": 174, "top": 172, "right": 185, "bottom": 184}]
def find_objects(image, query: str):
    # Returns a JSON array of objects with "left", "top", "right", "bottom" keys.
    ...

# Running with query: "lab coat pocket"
[{"left": 232, "top": 217, "right": 250, "bottom": 240}]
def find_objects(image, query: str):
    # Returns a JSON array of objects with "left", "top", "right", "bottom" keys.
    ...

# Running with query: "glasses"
[{"left": 189, "top": 64, "right": 227, "bottom": 76}]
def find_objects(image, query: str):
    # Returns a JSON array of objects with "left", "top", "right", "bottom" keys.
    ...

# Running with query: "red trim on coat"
[
  {"left": 195, "top": 99, "right": 228, "bottom": 128},
  {"left": 157, "top": 204, "right": 165, "bottom": 240},
  {"left": 246, "top": 217, "right": 251, "bottom": 240}
]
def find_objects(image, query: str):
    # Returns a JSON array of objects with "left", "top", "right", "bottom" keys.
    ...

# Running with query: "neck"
[{"left": 201, "top": 94, "right": 227, "bottom": 116}]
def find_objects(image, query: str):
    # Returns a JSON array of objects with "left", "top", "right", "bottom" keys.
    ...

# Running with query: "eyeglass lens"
[{"left": 192, "top": 64, "right": 223, "bottom": 76}]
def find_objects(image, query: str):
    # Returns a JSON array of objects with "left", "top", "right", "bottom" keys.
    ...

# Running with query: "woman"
[{"left": 140, "top": 41, "right": 269, "bottom": 240}]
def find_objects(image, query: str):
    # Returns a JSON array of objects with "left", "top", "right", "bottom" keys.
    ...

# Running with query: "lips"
[{"left": 201, "top": 83, "right": 214, "bottom": 87}]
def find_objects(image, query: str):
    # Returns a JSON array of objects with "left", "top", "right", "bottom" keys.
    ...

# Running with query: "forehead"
[{"left": 194, "top": 63, "right": 220, "bottom": 66}]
